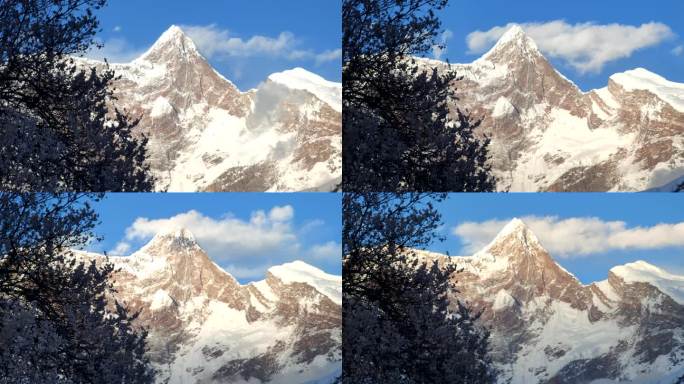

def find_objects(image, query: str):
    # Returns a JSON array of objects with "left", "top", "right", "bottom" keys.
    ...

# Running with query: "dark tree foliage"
[
  {"left": 0, "top": 192, "right": 155, "bottom": 383},
  {"left": 0, "top": 0, "right": 154, "bottom": 192},
  {"left": 342, "top": 192, "right": 495, "bottom": 383},
  {"left": 342, "top": 0, "right": 495, "bottom": 192}
]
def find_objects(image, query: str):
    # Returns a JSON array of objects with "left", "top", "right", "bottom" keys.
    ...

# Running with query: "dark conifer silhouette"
[
  {"left": 342, "top": 192, "right": 495, "bottom": 383},
  {"left": 0, "top": 192, "right": 155, "bottom": 382},
  {"left": 0, "top": 0, "right": 154, "bottom": 191},
  {"left": 342, "top": 0, "right": 495, "bottom": 192}
]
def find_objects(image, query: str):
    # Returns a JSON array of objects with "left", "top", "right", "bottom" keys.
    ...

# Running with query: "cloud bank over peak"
[
  {"left": 108, "top": 206, "right": 340, "bottom": 280},
  {"left": 466, "top": 21, "right": 674, "bottom": 73},
  {"left": 453, "top": 216, "right": 684, "bottom": 257},
  {"left": 181, "top": 24, "right": 341, "bottom": 65}
]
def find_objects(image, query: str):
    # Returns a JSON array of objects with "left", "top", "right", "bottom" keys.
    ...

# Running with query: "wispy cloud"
[
  {"left": 117, "top": 207, "right": 339, "bottom": 279},
  {"left": 314, "top": 49, "right": 342, "bottom": 65},
  {"left": 181, "top": 24, "right": 340, "bottom": 65},
  {"left": 466, "top": 21, "right": 674, "bottom": 73},
  {"left": 673, "top": 45, "right": 684, "bottom": 56},
  {"left": 432, "top": 29, "right": 453, "bottom": 60},
  {"left": 109, "top": 241, "right": 131, "bottom": 256},
  {"left": 85, "top": 37, "right": 145, "bottom": 63},
  {"left": 453, "top": 216, "right": 684, "bottom": 257},
  {"left": 85, "top": 24, "right": 340, "bottom": 67},
  {"left": 306, "top": 241, "right": 341, "bottom": 260}
]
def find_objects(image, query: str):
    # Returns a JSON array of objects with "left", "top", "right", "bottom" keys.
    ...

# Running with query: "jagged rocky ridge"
[
  {"left": 418, "top": 219, "right": 684, "bottom": 383},
  {"left": 421, "top": 25, "right": 684, "bottom": 191},
  {"left": 78, "top": 26, "right": 341, "bottom": 192},
  {"left": 75, "top": 229, "right": 341, "bottom": 384}
]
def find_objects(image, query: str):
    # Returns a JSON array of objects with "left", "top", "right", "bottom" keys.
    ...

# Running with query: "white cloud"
[
  {"left": 299, "top": 219, "right": 325, "bottom": 234},
  {"left": 269, "top": 205, "right": 294, "bottom": 222},
  {"left": 85, "top": 25, "right": 339, "bottom": 67},
  {"left": 118, "top": 207, "right": 338, "bottom": 279},
  {"left": 432, "top": 29, "right": 454, "bottom": 60},
  {"left": 113, "top": 26, "right": 122, "bottom": 33},
  {"left": 307, "top": 241, "right": 341, "bottom": 260},
  {"left": 314, "top": 49, "right": 342, "bottom": 65},
  {"left": 109, "top": 241, "right": 131, "bottom": 256},
  {"left": 125, "top": 207, "right": 298, "bottom": 260},
  {"left": 85, "top": 37, "right": 145, "bottom": 63},
  {"left": 452, "top": 216, "right": 684, "bottom": 257},
  {"left": 673, "top": 45, "right": 684, "bottom": 56},
  {"left": 181, "top": 24, "right": 295, "bottom": 57},
  {"left": 466, "top": 21, "right": 674, "bottom": 73},
  {"left": 180, "top": 24, "right": 339, "bottom": 65}
]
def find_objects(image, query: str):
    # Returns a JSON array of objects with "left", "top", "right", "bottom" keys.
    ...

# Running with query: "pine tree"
[
  {"left": 343, "top": 0, "right": 495, "bottom": 192},
  {"left": 0, "top": 0, "right": 154, "bottom": 191},
  {"left": 342, "top": 192, "right": 495, "bottom": 383},
  {"left": 0, "top": 192, "right": 155, "bottom": 383}
]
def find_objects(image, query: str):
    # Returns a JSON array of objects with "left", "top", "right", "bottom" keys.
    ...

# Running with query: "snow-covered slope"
[
  {"left": 268, "top": 68, "right": 342, "bottom": 113},
  {"left": 611, "top": 261, "right": 684, "bottom": 304},
  {"left": 611, "top": 68, "right": 684, "bottom": 113},
  {"left": 74, "top": 229, "right": 341, "bottom": 383},
  {"left": 268, "top": 260, "right": 342, "bottom": 305},
  {"left": 77, "top": 25, "right": 341, "bottom": 192},
  {"left": 422, "top": 25, "right": 684, "bottom": 191},
  {"left": 418, "top": 218, "right": 684, "bottom": 383}
]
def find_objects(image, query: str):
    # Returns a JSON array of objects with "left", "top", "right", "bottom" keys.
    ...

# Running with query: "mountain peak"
[
  {"left": 494, "top": 217, "right": 532, "bottom": 239},
  {"left": 611, "top": 261, "right": 684, "bottom": 304},
  {"left": 475, "top": 217, "right": 545, "bottom": 263},
  {"left": 267, "top": 67, "right": 343, "bottom": 112},
  {"left": 476, "top": 217, "right": 544, "bottom": 258},
  {"left": 268, "top": 260, "right": 341, "bottom": 283},
  {"left": 154, "top": 227, "right": 197, "bottom": 241},
  {"left": 155, "top": 25, "right": 191, "bottom": 45},
  {"left": 267, "top": 260, "right": 342, "bottom": 305},
  {"left": 164, "top": 24, "right": 185, "bottom": 37},
  {"left": 129, "top": 227, "right": 226, "bottom": 285},
  {"left": 482, "top": 24, "right": 542, "bottom": 62},
  {"left": 140, "top": 227, "right": 201, "bottom": 252},
  {"left": 504, "top": 216, "right": 527, "bottom": 229},
  {"left": 499, "top": 25, "right": 527, "bottom": 42},
  {"left": 609, "top": 68, "right": 684, "bottom": 112},
  {"left": 136, "top": 25, "right": 201, "bottom": 63},
  {"left": 611, "top": 260, "right": 679, "bottom": 281}
]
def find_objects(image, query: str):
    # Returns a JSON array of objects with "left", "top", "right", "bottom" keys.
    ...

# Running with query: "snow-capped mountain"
[
  {"left": 419, "top": 218, "right": 684, "bottom": 383},
  {"left": 78, "top": 25, "right": 341, "bottom": 192},
  {"left": 422, "top": 25, "right": 684, "bottom": 191},
  {"left": 75, "top": 229, "right": 341, "bottom": 383}
]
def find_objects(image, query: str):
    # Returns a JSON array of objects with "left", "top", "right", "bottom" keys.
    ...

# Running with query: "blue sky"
[
  {"left": 85, "top": 193, "right": 341, "bottom": 283},
  {"left": 88, "top": 0, "right": 341, "bottom": 89},
  {"left": 435, "top": 0, "right": 683, "bottom": 90},
  {"left": 425, "top": 193, "right": 684, "bottom": 284}
]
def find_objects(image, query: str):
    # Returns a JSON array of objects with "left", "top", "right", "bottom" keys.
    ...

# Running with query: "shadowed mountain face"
[
  {"left": 75, "top": 229, "right": 342, "bottom": 384},
  {"left": 78, "top": 25, "right": 341, "bottom": 192},
  {"left": 421, "top": 26, "right": 684, "bottom": 191},
  {"left": 419, "top": 219, "right": 684, "bottom": 383}
]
